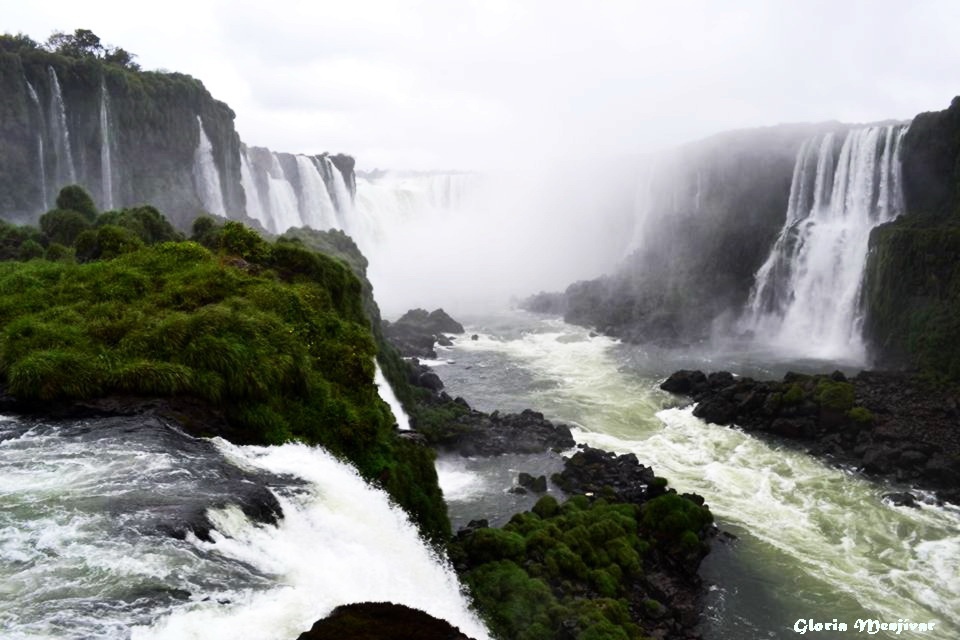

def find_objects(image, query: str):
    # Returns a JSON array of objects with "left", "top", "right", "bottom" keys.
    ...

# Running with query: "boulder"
[{"left": 297, "top": 602, "right": 476, "bottom": 640}]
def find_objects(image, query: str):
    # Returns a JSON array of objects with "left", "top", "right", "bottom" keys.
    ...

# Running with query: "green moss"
[
  {"left": 452, "top": 493, "right": 705, "bottom": 639},
  {"left": 0, "top": 209, "right": 449, "bottom": 540},
  {"left": 782, "top": 382, "right": 805, "bottom": 405},
  {"left": 815, "top": 379, "right": 855, "bottom": 412},
  {"left": 847, "top": 406, "right": 875, "bottom": 424}
]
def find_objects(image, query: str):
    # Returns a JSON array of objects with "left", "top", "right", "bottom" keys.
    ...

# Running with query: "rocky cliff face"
[
  {"left": 543, "top": 122, "right": 849, "bottom": 344},
  {"left": 0, "top": 43, "right": 355, "bottom": 232},
  {"left": 862, "top": 96, "right": 960, "bottom": 377}
]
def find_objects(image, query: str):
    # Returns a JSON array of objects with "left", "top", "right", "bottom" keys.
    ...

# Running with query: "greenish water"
[{"left": 434, "top": 310, "right": 960, "bottom": 640}]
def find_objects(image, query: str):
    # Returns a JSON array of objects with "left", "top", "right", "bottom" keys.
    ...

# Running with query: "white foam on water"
[{"left": 135, "top": 441, "right": 489, "bottom": 640}]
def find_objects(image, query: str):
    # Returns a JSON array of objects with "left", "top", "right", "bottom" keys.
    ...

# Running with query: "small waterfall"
[
  {"left": 240, "top": 149, "right": 269, "bottom": 228},
  {"left": 265, "top": 153, "right": 303, "bottom": 233},
  {"left": 296, "top": 156, "right": 339, "bottom": 230},
  {"left": 742, "top": 123, "right": 909, "bottom": 360},
  {"left": 193, "top": 116, "right": 226, "bottom": 216},
  {"left": 47, "top": 66, "right": 76, "bottom": 187},
  {"left": 25, "top": 80, "right": 48, "bottom": 211},
  {"left": 327, "top": 157, "right": 354, "bottom": 218},
  {"left": 99, "top": 79, "right": 115, "bottom": 210},
  {"left": 374, "top": 361, "right": 411, "bottom": 431}
]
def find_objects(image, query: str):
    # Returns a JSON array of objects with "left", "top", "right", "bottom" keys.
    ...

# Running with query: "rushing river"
[
  {"left": 0, "top": 415, "right": 487, "bottom": 640},
  {"left": 435, "top": 310, "right": 960, "bottom": 640}
]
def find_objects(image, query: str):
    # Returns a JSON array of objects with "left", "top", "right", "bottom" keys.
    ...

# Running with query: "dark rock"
[
  {"left": 508, "top": 486, "right": 528, "bottom": 495},
  {"left": 440, "top": 408, "right": 576, "bottom": 457},
  {"left": 436, "top": 335, "right": 453, "bottom": 347},
  {"left": 664, "top": 368, "right": 960, "bottom": 506},
  {"left": 692, "top": 397, "right": 737, "bottom": 425},
  {"left": 661, "top": 370, "right": 707, "bottom": 395},
  {"left": 297, "top": 602, "right": 476, "bottom": 640},
  {"left": 883, "top": 492, "right": 919, "bottom": 508},
  {"left": 382, "top": 308, "right": 464, "bottom": 357},
  {"left": 418, "top": 371, "right": 445, "bottom": 392},
  {"left": 518, "top": 472, "right": 548, "bottom": 493},
  {"left": 471, "top": 334, "right": 479, "bottom": 340}
]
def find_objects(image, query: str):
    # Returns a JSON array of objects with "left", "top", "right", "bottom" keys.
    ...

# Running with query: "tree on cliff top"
[{"left": 41, "top": 28, "right": 140, "bottom": 70}]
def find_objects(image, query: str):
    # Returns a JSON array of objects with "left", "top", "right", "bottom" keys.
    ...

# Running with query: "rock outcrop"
[{"left": 661, "top": 369, "right": 960, "bottom": 504}]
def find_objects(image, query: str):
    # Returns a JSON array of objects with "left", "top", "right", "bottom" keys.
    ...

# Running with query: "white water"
[
  {"left": 0, "top": 416, "right": 486, "bottom": 640},
  {"left": 264, "top": 153, "right": 302, "bottom": 234},
  {"left": 296, "top": 156, "right": 339, "bottom": 230},
  {"left": 239, "top": 149, "right": 268, "bottom": 228},
  {"left": 374, "top": 361, "right": 411, "bottom": 430},
  {"left": 136, "top": 441, "right": 488, "bottom": 640},
  {"left": 193, "top": 116, "right": 226, "bottom": 216},
  {"left": 25, "top": 80, "right": 48, "bottom": 211},
  {"left": 442, "top": 313, "right": 960, "bottom": 638},
  {"left": 47, "top": 66, "right": 76, "bottom": 186},
  {"left": 742, "top": 124, "right": 908, "bottom": 361},
  {"left": 99, "top": 79, "right": 115, "bottom": 210}
]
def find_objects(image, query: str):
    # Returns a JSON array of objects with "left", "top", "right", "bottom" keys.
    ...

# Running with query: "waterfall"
[
  {"left": 374, "top": 361, "right": 411, "bottom": 430},
  {"left": 99, "top": 79, "right": 115, "bottom": 210},
  {"left": 742, "top": 123, "right": 909, "bottom": 360},
  {"left": 47, "top": 66, "right": 76, "bottom": 187},
  {"left": 240, "top": 149, "right": 269, "bottom": 229},
  {"left": 25, "top": 80, "right": 48, "bottom": 211},
  {"left": 0, "top": 416, "right": 488, "bottom": 640},
  {"left": 264, "top": 153, "right": 303, "bottom": 234},
  {"left": 193, "top": 116, "right": 226, "bottom": 216},
  {"left": 296, "top": 156, "right": 339, "bottom": 230}
]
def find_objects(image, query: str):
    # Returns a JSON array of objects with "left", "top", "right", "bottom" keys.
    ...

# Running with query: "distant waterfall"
[
  {"left": 47, "top": 66, "right": 76, "bottom": 187},
  {"left": 240, "top": 148, "right": 268, "bottom": 228},
  {"left": 99, "top": 79, "right": 115, "bottom": 210},
  {"left": 296, "top": 156, "right": 339, "bottom": 230},
  {"left": 264, "top": 153, "right": 302, "bottom": 233},
  {"left": 193, "top": 116, "right": 226, "bottom": 216},
  {"left": 25, "top": 80, "right": 48, "bottom": 211},
  {"left": 742, "top": 123, "right": 908, "bottom": 360}
]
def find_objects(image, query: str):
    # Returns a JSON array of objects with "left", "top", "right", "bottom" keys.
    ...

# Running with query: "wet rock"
[
  {"left": 518, "top": 472, "right": 547, "bottom": 493},
  {"left": 383, "top": 308, "right": 464, "bottom": 357},
  {"left": 882, "top": 492, "right": 918, "bottom": 508},
  {"left": 298, "top": 602, "right": 476, "bottom": 640}
]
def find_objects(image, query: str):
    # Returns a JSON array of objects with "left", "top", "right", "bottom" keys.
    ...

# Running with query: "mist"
[{"left": 359, "top": 156, "right": 637, "bottom": 318}]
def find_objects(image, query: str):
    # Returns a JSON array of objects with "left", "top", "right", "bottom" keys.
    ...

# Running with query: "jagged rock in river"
[
  {"left": 297, "top": 602, "right": 476, "bottom": 640},
  {"left": 661, "top": 369, "right": 960, "bottom": 505},
  {"left": 383, "top": 308, "right": 465, "bottom": 358}
]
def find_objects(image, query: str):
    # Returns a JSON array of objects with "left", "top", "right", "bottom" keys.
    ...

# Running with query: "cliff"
[
  {"left": 535, "top": 122, "right": 848, "bottom": 344},
  {"left": 862, "top": 97, "right": 960, "bottom": 378},
  {"left": 0, "top": 33, "right": 356, "bottom": 233}
]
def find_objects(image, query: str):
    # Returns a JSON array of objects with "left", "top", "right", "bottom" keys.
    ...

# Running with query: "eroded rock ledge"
[{"left": 661, "top": 369, "right": 960, "bottom": 505}]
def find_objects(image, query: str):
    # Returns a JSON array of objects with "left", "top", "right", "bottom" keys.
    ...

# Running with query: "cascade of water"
[
  {"left": 374, "top": 361, "right": 410, "bottom": 430},
  {"left": 47, "top": 66, "right": 76, "bottom": 187},
  {"left": 239, "top": 148, "right": 269, "bottom": 229},
  {"left": 192, "top": 116, "right": 226, "bottom": 216},
  {"left": 327, "top": 158, "right": 354, "bottom": 216},
  {"left": 0, "top": 416, "right": 487, "bottom": 640},
  {"left": 99, "top": 79, "right": 115, "bottom": 210},
  {"left": 25, "top": 80, "right": 48, "bottom": 211},
  {"left": 264, "top": 153, "right": 303, "bottom": 234},
  {"left": 742, "top": 124, "right": 909, "bottom": 360},
  {"left": 296, "top": 156, "right": 339, "bottom": 230}
]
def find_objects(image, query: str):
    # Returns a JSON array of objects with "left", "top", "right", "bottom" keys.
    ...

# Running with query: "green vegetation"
[
  {"left": 846, "top": 406, "right": 875, "bottom": 424},
  {"left": 814, "top": 379, "right": 855, "bottom": 412},
  {"left": 864, "top": 220, "right": 960, "bottom": 384},
  {"left": 451, "top": 493, "right": 712, "bottom": 640},
  {"left": 0, "top": 187, "right": 449, "bottom": 540}
]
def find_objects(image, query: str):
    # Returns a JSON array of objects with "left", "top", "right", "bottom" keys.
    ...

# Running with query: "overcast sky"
[{"left": 7, "top": 0, "right": 960, "bottom": 171}]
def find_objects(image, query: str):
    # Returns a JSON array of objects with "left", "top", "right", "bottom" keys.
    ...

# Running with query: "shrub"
[
  {"left": 847, "top": 406, "right": 875, "bottom": 424},
  {"left": 55, "top": 185, "right": 98, "bottom": 222},
  {"left": 815, "top": 379, "right": 855, "bottom": 411},
  {"left": 40, "top": 209, "right": 92, "bottom": 246}
]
